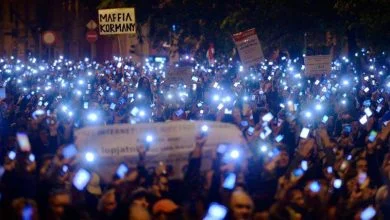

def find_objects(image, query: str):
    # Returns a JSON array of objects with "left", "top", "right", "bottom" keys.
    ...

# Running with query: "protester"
[{"left": 0, "top": 48, "right": 389, "bottom": 220}]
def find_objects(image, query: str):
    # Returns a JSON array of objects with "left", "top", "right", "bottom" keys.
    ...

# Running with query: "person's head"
[
  {"left": 48, "top": 190, "right": 71, "bottom": 218},
  {"left": 138, "top": 77, "right": 151, "bottom": 90},
  {"left": 39, "top": 129, "right": 49, "bottom": 144},
  {"left": 356, "top": 158, "right": 368, "bottom": 173},
  {"left": 152, "top": 199, "right": 180, "bottom": 220},
  {"left": 98, "top": 189, "right": 117, "bottom": 214},
  {"left": 130, "top": 188, "right": 150, "bottom": 209},
  {"left": 129, "top": 204, "right": 151, "bottom": 220},
  {"left": 11, "top": 198, "right": 39, "bottom": 220},
  {"left": 276, "top": 147, "right": 290, "bottom": 168},
  {"left": 230, "top": 190, "right": 254, "bottom": 220},
  {"left": 286, "top": 189, "right": 305, "bottom": 209}
]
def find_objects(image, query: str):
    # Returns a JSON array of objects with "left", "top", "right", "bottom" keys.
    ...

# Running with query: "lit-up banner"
[
  {"left": 304, "top": 55, "right": 332, "bottom": 76},
  {"left": 233, "top": 28, "right": 264, "bottom": 68},
  {"left": 98, "top": 8, "right": 136, "bottom": 35},
  {"left": 75, "top": 121, "right": 244, "bottom": 180}
]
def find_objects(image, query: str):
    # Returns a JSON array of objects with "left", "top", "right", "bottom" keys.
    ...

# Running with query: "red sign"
[
  {"left": 42, "top": 31, "right": 56, "bottom": 46},
  {"left": 86, "top": 30, "right": 98, "bottom": 43}
]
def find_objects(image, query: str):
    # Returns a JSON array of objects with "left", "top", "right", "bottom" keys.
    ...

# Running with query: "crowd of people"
[{"left": 0, "top": 49, "right": 389, "bottom": 220}]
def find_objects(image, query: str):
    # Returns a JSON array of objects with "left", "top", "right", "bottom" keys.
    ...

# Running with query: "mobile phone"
[
  {"left": 364, "top": 108, "right": 373, "bottom": 117},
  {"left": 222, "top": 173, "right": 236, "bottom": 190},
  {"left": 28, "top": 154, "right": 35, "bottom": 162},
  {"left": 192, "top": 76, "right": 199, "bottom": 82},
  {"left": 360, "top": 115, "right": 368, "bottom": 125},
  {"left": 204, "top": 203, "right": 227, "bottom": 220},
  {"left": 309, "top": 181, "right": 321, "bottom": 193},
  {"left": 8, "top": 151, "right": 16, "bottom": 160},
  {"left": 262, "top": 113, "right": 274, "bottom": 122},
  {"left": 22, "top": 204, "right": 33, "bottom": 220},
  {"left": 376, "top": 105, "right": 382, "bottom": 113},
  {"left": 363, "top": 100, "right": 371, "bottom": 107},
  {"left": 224, "top": 109, "right": 232, "bottom": 114},
  {"left": 247, "top": 127, "right": 255, "bottom": 135},
  {"left": 73, "top": 169, "right": 91, "bottom": 191},
  {"left": 84, "top": 102, "right": 88, "bottom": 109},
  {"left": 116, "top": 163, "right": 129, "bottom": 179},
  {"left": 333, "top": 179, "right": 342, "bottom": 189},
  {"left": 343, "top": 125, "right": 352, "bottom": 135},
  {"left": 360, "top": 206, "right": 376, "bottom": 220},
  {"left": 110, "top": 103, "right": 116, "bottom": 110},
  {"left": 0, "top": 88, "right": 5, "bottom": 99},
  {"left": 217, "top": 144, "right": 227, "bottom": 154},
  {"left": 197, "top": 102, "right": 203, "bottom": 108},
  {"left": 17, "top": 132, "right": 31, "bottom": 152},
  {"left": 61, "top": 165, "right": 69, "bottom": 176},
  {"left": 200, "top": 125, "right": 209, "bottom": 137},
  {"left": 301, "top": 160, "right": 308, "bottom": 171},
  {"left": 293, "top": 168, "right": 304, "bottom": 177},
  {"left": 62, "top": 144, "right": 78, "bottom": 159},
  {"left": 275, "top": 135, "right": 284, "bottom": 142},
  {"left": 358, "top": 172, "right": 367, "bottom": 185},
  {"left": 240, "top": 121, "right": 249, "bottom": 127},
  {"left": 327, "top": 166, "right": 333, "bottom": 174},
  {"left": 300, "top": 128, "right": 310, "bottom": 139},
  {"left": 368, "top": 130, "right": 377, "bottom": 142},
  {"left": 322, "top": 115, "right": 329, "bottom": 123},
  {"left": 175, "top": 109, "right": 184, "bottom": 117}
]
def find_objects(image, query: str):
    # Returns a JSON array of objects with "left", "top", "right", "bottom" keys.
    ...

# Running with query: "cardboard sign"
[
  {"left": 75, "top": 121, "right": 245, "bottom": 181},
  {"left": 98, "top": 8, "right": 136, "bottom": 35},
  {"left": 164, "top": 66, "right": 193, "bottom": 85},
  {"left": 304, "top": 55, "right": 332, "bottom": 75},
  {"left": 233, "top": 29, "right": 264, "bottom": 68}
]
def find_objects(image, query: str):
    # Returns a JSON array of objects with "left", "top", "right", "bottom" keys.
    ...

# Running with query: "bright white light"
[
  {"left": 260, "top": 145, "right": 268, "bottom": 152},
  {"left": 201, "top": 125, "right": 209, "bottom": 132},
  {"left": 315, "top": 104, "right": 322, "bottom": 111},
  {"left": 167, "top": 94, "right": 173, "bottom": 99},
  {"left": 333, "top": 179, "right": 342, "bottom": 189},
  {"left": 341, "top": 100, "right": 347, "bottom": 105},
  {"left": 85, "top": 152, "right": 95, "bottom": 162},
  {"left": 29, "top": 154, "right": 35, "bottom": 162},
  {"left": 139, "top": 110, "right": 145, "bottom": 117},
  {"left": 78, "top": 80, "right": 84, "bottom": 85},
  {"left": 87, "top": 113, "right": 98, "bottom": 121},
  {"left": 146, "top": 135, "right": 153, "bottom": 143},
  {"left": 343, "top": 80, "right": 349, "bottom": 86},
  {"left": 230, "top": 150, "right": 240, "bottom": 159},
  {"left": 305, "top": 111, "right": 312, "bottom": 118},
  {"left": 213, "top": 95, "right": 220, "bottom": 101}
]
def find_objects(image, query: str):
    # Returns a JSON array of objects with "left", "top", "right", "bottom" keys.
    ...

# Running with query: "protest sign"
[
  {"left": 75, "top": 121, "right": 245, "bottom": 181},
  {"left": 233, "top": 29, "right": 264, "bottom": 68},
  {"left": 304, "top": 55, "right": 332, "bottom": 76},
  {"left": 98, "top": 8, "right": 136, "bottom": 35},
  {"left": 164, "top": 65, "right": 192, "bottom": 85}
]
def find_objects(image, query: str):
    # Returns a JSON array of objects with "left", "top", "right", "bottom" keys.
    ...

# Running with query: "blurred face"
[
  {"left": 133, "top": 197, "right": 149, "bottom": 209},
  {"left": 290, "top": 190, "right": 305, "bottom": 208},
  {"left": 277, "top": 151, "right": 289, "bottom": 168},
  {"left": 103, "top": 193, "right": 117, "bottom": 214},
  {"left": 357, "top": 159, "right": 368, "bottom": 173},
  {"left": 50, "top": 193, "right": 71, "bottom": 217},
  {"left": 230, "top": 192, "right": 254, "bottom": 220}
]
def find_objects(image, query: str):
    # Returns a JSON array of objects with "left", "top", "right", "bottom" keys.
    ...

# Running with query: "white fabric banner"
[
  {"left": 233, "top": 29, "right": 264, "bottom": 68},
  {"left": 304, "top": 55, "right": 332, "bottom": 76},
  {"left": 98, "top": 8, "right": 136, "bottom": 35},
  {"left": 75, "top": 121, "right": 244, "bottom": 181}
]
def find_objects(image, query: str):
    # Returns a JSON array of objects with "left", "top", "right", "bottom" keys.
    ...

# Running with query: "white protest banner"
[
  {"left": 164, "top": 65, "right": 192, "bottom": 85},
  {"left": 98, "top": 8, "right": 136, "bottom": 35},
  {"left": 304, "top": 55, "right": 332, "bottom": 76},
  {"left": 233, "top": 29, "right": 264, "bottom": 68},
  {"left": 75, "top": 121, "right": 245, "bottom": 181}
]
